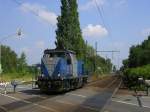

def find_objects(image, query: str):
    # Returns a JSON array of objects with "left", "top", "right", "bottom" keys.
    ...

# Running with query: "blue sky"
[{"left": 0, "top": 0, "right": 150, "bottom": 68}]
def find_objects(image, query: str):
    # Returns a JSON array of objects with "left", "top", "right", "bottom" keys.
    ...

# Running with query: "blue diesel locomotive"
[{"left": 37, "top": 48, "right": 88, "bottom": 92}]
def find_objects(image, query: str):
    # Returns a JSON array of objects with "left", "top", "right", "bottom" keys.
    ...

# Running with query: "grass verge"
[{"left": 0, "top": 73, "right": 34, "bottom": 82}]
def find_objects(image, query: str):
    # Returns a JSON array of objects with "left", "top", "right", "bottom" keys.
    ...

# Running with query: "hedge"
[
  {"left": 124, "top": 64, "right": 150, "bottom": 79},
  {"left": 123, "top": 65, "right": 150, "bottom": 89}
]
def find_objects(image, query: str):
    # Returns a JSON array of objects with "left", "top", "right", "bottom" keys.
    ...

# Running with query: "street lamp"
[{"left": 0, "top": 29, "right": 22, "bottom": 78}]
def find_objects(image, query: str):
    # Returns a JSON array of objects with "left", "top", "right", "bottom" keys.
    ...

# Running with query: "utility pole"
[
  {"left": 94, "top": 42, "right": 98, "bottom": 72},
  {"left": 94, "top": 42, "right": 120, "bottom": 72},
  {"left": 85, "top": 40, "right": 88, "bottom": 65}
]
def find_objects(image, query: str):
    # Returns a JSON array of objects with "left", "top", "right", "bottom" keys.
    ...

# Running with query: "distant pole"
[
  {"left": 111, "top": 52, "right": 114, "bottom": 71},
  {"left": 32, "top": 68, "right": 33, "bottom": 89},
  {"left": 94, "top": 42, "right": 98, "bottom": 72},
  {"left": 85, "top": 40, "right": 88, "bottom": 65},
  {"left": 32, "top": 65, "right": 36, "bottom": 89},
  {"left": 117, "top": 52, "right": 120, "bottom": 70}
]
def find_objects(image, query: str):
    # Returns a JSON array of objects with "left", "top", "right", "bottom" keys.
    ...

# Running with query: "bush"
[
  {"left": 123, "top": 64, "right": 150, "bottom": 89},
  {"left": 124, "top": 64, "right": 150, "bottom": 79}
]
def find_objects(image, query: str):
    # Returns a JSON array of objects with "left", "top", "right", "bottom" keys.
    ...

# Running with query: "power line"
[
  {"left": 94, "top": 0, "right": 108, "bottom": 29},
  {"left": 11, "top": 0, "right": 56, "bottom": 26},
  {"left": 93, "top": 0, "right": 121, "bottom": 67},
  {"left": 11, "top": 0, "right": 39, "bottom": 17},
  {"left": 94, "top": 0, "right": 113, "bottom": 38}
]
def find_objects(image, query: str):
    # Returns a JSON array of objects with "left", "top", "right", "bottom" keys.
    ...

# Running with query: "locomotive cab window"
[
  {"left": 67, "top": 58, "right": 71, "bottom": 65},
  {"left": 66, "top": 53, "right": 72, "bottom": 65}
]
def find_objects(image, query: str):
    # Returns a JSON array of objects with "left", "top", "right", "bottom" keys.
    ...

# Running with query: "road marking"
[
  {"left": 112, "top": 99, "right": 150, "bottom": 109},
  {"left": 67, "top": 93, "right": 87, "bottom": 98},
  {"left": 17, "top": 86, "right": 31, "bottom": 89},
  {"left": 141, "top": 96, "right": 150, "bottom": 99},
  {"left": 56, "top": 100, "right": 99, "bottom": 111},
  {"left": 0, "top": 93, "right": 59, "bottom": 112},
  {"left": 0, "top": 105, "right": 7, "bottom": 112},
  {"left": 56, "top": 100, "right": 74, "bottom": 105},
  {"left": 0, "top": 82, "right": 10, "bottom": 86},
  {"left": 17, "top": 91, "right": 47, "bottom": 99}
]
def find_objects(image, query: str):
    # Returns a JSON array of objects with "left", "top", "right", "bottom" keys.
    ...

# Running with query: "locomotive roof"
[{"left": 44, "top": 49, "right": 76, "bottom": 54}]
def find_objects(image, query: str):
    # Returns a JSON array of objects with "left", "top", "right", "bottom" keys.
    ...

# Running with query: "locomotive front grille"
[{"left": 42, "top": 57, "right": 59, "bottom": 77}]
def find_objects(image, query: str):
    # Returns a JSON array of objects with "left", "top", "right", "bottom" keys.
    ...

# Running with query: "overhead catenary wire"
[
  {"left": 11, "top": 0, "right": 56, "bottom": 27},
  {"left": 10, "top": 0, "right": 56, "bottom": 48},
  {"left": 94, "top": 0, "right": 115, "bottom": 41},
  {"left": 94, "top": 0, "right": 113, "bottom": 39},
  {"left": 11, "top": 0, "right": 39, "bottom": 17},
  {"left": 93, "top": 0, "right": 121, "bottom": 69},
  {"left": 94, "top": 0, "right": 108, "bottom": 30}
]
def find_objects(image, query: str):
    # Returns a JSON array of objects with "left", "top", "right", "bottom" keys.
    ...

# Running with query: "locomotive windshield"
[
  {"left": 43, "top": 50, "right": 77, "bottom": 63},
  {"left": 44, "top": 52, "right": 65, "bottom": 58},
  {"left": 41, "top": 49, "right": 79, "bottom": 77}
]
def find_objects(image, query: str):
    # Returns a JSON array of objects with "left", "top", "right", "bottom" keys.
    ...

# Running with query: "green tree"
[
  {"left": 55, "top": 0, "right": 71, "bottom": 49},
  {"left": 55, "top": 0, "right": 85, "bottom": 59},
  {"left": 68, "top": 0, "right": 85, "bottom": 58},
  {"left": 17, "top": 52, "right": 27, "bottom": 74},
  {"left": 127, "top": 36, "right": 150, "bottom": 68},
  {"left": 113, "top": 66, "right": 116, "bottom": 72},
  {"left": 120, "top": 59, "right": 129, "bottom": 71},
  {"left": 1, "top": 45, "right": 18, "bottom": 73}
]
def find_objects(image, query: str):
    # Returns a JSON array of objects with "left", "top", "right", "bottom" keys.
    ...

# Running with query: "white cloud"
[
  {"left": 20, "top": 3, "right": 57, "bottom": 26},
  {"left": 21, "top": 47, "right": 31, "bottom": 54},
  {"left": 35, "top": 40, "right": 45, "bottom": 49},
  {"left": 114, "top": 0, "right": 127, "bottom": 8},
  {"left": 117, "top": 0, "right": 127, "bottom": 6},
  {"left": 82, "top": 24, "right": 108, "bottom": 38},
  {"left": 80, "top": 0, "right": 105, "bottom": 11},
  {"left": 141, "top": 28, "right": 150, "bottom": 37}
]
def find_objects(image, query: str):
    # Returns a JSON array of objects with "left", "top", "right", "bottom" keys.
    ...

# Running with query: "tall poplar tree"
[
  {"left": 68, "top": 0, "right": 86, "bottom": 58},
  {"left": 55, "top": 0, "right": 113, "bottom": 73},
  {"left": 55, "top": 0, "right": 71, "bottom": 49},
  {"left": 55, "top": 0, "right": 85, "bottom": 59}
]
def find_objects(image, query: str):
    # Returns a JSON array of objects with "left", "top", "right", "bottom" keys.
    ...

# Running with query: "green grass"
[{"left": 0, "top": 73, "right": 34, "bottom": 82}]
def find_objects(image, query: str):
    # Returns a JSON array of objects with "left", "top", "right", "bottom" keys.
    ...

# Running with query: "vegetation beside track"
[
  {"left": 0, "top": 73, "right": 34, "bottom": 82},
  {"left": 1, "top": 45, "right": 39, "bottom": 82},
  {"left": 121, "top": 36, "right": 150, "bottom": 90},
  {"left": 124, "top": 64, "right": 150, "bottom": 79}
]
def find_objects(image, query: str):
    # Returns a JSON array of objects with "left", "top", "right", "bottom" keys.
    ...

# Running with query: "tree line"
[
  {"left": 122, "top": 36, "right": 150, "bottom": 70},
  {"left": 1, "top": 45, "right": 37, "bottom": 75},
  {"left": 122, "top": 36, "right": 150, "bottom": 89}
]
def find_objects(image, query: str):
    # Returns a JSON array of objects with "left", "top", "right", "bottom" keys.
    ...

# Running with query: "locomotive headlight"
[
  {"left": 58, "top": 73, "right": 60, "bottom": 77},
  {"left": 61, "top": 77, "right": 63, "bottom": 80}
]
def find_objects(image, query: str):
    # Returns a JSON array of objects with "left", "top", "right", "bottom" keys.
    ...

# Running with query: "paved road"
[
  {"left": 102, "top": 92, "right": 150, "bottom": 112},
  {"left": 103, "top": 99, "right": 150, "bottom": 112},
  {"left": 0, "top": 76, "right": 136, "bottom": 112}
]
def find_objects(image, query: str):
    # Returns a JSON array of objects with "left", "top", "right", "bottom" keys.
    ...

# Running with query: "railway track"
[
  {"left": 87, "top": 75, "right": 114, "bottom": 86},
  {"left": 0, "top": 75, "right": 121, "bottom": 112}
]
